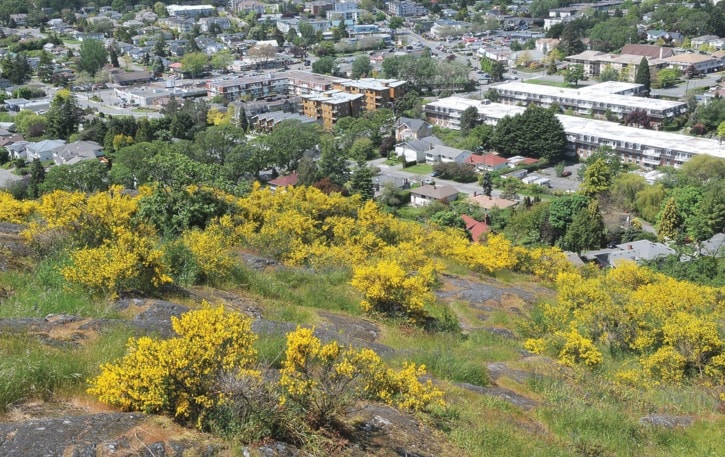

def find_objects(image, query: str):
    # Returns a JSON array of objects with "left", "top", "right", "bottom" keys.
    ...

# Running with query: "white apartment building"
[
  {"left": 493, "top": 81, "right": 688, "bottom": 121},
  {"left": 423, "top": 96, "right": 724, "bottom": 168}
]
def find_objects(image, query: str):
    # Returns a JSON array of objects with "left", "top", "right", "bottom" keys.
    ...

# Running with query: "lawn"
[{"left": 403, "top": 163, "right": 433, "bottom": 174}]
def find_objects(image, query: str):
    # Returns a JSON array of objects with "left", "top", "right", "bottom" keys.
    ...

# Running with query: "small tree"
[
  {"left": 564, "top": 64, "right": 585, "bottom": 87},
  {"left": 79, "top": 39, "right": 108, "bottom": 77}
]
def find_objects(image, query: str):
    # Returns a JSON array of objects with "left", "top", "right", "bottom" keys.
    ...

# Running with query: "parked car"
[{"left": 561, "top": 170, "right": 572, "bottom": 177}]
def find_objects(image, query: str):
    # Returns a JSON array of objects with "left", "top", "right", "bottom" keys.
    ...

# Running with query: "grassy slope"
[{"left": 0, "top": 250, "right": 723, "bottom": 456}]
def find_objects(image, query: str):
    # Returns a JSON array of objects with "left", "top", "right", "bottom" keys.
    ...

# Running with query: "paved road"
[{"left": 370, "top": 158, "right": 581, "bottom": 199}]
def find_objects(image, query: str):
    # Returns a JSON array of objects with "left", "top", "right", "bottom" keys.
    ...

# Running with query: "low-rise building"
[
  {"left": 663, "top": 53, "right": 722, "bottom": 74},
  {"left": 395, "top": 136, "right": 443, "bottom": 163},
  {"left": 166, "top": 4, "right": 215, "bottom": 17},
  {"left": 423, "top": 96, "right": 724, "bottom": 168},
  {"left": 425, "top": 144, "right": 471, "bottom": 164},
  {"left": 251, "top": 111, "right": 319, "bottom": 132},
  {"left": 492, "top": 81, "right": 687, "bottom": 121},
  {"left": 52, "top": 141, "right": 104, "bottom": 165},
  {"left": 410, "top": 184, "right": 459, "bottom": 207}
]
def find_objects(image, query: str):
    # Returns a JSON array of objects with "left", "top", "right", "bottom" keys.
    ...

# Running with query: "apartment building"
[
  {"left": 493, "top": 81, "right": 688, "bottom": 121},
  {"left": 206, "top": 75, "right": 289, "bottom": 101},
  {"left": 302, "top": 90, "right": 363, "bottom": 130},
  {"left": 207, "top": 72, "right": 406, "bottom": 127},
  {"left": 387, "top": 0, "right": 428, "bottom": 17},
  {"left": 166, "top": 4, "right": 215, "bottom": 17},
  {"left": 332, "top": 78, "right": 407, "bottom": 111},
  {"left": 423, "top": 96, "right": 724, "bottom": 168}
]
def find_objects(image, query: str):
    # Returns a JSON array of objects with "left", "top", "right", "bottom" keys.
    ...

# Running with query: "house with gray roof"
[
  {"left": 581, "top": 240, "right": 676, "bottom": 267},
  {"left": 425, "top": 144, "right": 472, "bottom": 164},
  {"left": 26, "top": 139, "right": 66, "bottom": 162},
  {"left": 410, "top": 184, "right": 459, "bottom": 207},
  {"left": 395, "top": 136, "right": 443, "bottom": 163},
  {"left": 52, "top": 141, "right": 104, "bottom": 165},
  {"left": 395, "top": 117, "right": 431, "bottom": 142}
]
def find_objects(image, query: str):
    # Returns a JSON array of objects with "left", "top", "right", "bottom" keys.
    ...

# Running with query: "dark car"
[{"left": 431, "top": 171, "right": 441, "bottom": 177}]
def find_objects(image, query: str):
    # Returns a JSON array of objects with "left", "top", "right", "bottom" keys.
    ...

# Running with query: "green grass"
[
  {"left": 0, "top": 326, "right": 133, "bottom": 411},
  {"left": 0, "top": 256, "right": 116, "bottom": 319},
  {"left": 402, "top": 163, "right": 433, "bottom": 174},
  {"left": 244, "top": 267, "right": 361, "bottom": 316}
]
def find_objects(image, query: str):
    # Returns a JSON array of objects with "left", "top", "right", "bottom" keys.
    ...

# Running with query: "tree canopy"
[{"left": 489, "top": 105, "right": 567, "bottom": 162}]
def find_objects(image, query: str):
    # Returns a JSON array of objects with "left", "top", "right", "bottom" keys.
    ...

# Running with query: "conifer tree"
[{"left": 635, "top": 57, "right": 650, "bottom": 94}]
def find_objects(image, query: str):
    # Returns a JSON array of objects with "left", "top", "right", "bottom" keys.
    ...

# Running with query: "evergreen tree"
[
  {"left": 46, "top": 92, "right": 81, "bottom": 140},
  {"left": 562, "top": 199, "right": 605, "bottom": 253},
  {"left": 349, "top": 161, "right": 374, "bottom": 201},
  {"left": 481, "top": 172, "right": 493, "bottom": 196},
  {"left": 460, "top": 106, "right": 479, "bottom": 134},
  {"left": 635, "top": 57, "right": 651, "bottom": 94},
  {"left": 581, "top": 158, "right": 612, "bottom": 197},
  {"left": 28, "top": 159, "right": 46, "bottom": 199},
  {"left": 657, "top": 197, "right": 680, "bottom": 241},
  {"left": 109, "top": 47, "right": 120, "bottom": 68},
  {"left": 37, "top": 50, "right": 54, "bottom": 83}
]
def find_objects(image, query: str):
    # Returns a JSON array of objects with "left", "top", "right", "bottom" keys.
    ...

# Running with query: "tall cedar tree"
[{"left": 635, "top": 57, "right": 651, "bottom": 94}]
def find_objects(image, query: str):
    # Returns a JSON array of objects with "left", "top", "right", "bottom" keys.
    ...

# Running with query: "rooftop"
[{"left": 494, "top": 81, "right": 685, "bottom": 112}]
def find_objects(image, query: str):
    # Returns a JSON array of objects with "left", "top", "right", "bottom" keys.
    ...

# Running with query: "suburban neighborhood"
[{"left": 0, "top": 0, "right": 724, "bottom": 455}]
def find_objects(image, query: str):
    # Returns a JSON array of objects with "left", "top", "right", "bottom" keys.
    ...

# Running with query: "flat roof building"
[
  {"left": 302, "top": 90, "right": 364, "bottom": 130},
  {"left": 424, "top": 96, "right": 724, "bottom": 168},
  {"left": 493, "top": 81, "right": 688, "bottom": 121}
]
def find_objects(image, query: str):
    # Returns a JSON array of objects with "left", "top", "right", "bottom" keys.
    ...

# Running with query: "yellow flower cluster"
[
  {"left": 88, "top": 305, "right": 259, "bottom": 426},
  {"left": 180, "top": 222, "right": 235, "bottom": 284},
  {"left": 0, "top": 191, "right": 36, "bottom": 224},
  {"left": 525, "top": 261, "right": 725, "bottom": 384},
  {"left": 279, "top": 327, "right": 444, "bottom": 424},
  {"left": 62, "top": 227, "right": 171, "bottom": 295}
]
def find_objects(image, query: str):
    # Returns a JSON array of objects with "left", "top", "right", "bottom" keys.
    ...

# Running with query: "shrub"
[
  {"left": 88, "top": 305, "right": 259, "bottom": 427},
  {"left": 279, "top": 327, "right": 444, "bottom": 428}
]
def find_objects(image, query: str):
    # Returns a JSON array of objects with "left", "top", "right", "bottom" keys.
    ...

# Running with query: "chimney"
[{"left": 627, "top": 244, "right": 633, "bottom": 250}]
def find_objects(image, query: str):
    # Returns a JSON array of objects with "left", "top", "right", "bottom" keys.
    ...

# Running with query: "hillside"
[{"left": 0, "top": 187, "right": 724, "bottom": 457}]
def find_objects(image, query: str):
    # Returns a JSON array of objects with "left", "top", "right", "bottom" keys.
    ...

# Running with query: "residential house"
[
  {"left": 645, "top": 30, "right": 683, "bottom": 45},
  {"left": 268, "top": 171, "right": 299, "bottom": 191},
  {"left": 394, "top": 117, "right": 432, "bottom": 142},
  {"left": 25, "top": 139, "right": 66, "bottom": 162},
  {"left": 410, "top": 184, "right": 459, "bottom": 207},
  {"left": 52, "top": 141, "right": 104, "bottom": 165},
  {"left": 691, "top": 35, "right": 723, "bottom": 50},
  {"left": 5, "top": 141, "right": 28, "bottom": 160},
  {"left": 9, "top": 14, "right": 27, "bottom": 26},
  {"left": 470, "top": 194, "right": 518, "bottom": 210},
  {"left": 581, "top": 240, "right": 676, "bottom": 267},
  {"left": 461, "top": 214, "right": 489, "bottom": 242},
  {"left": 395, "top": 136, "right": 443, "bottom": 163},
  {"left": 464, "top": 153, "right": 508, "bottom": 172},
  {"left": 700, "top": 233, "right": 724, "bottom": 257},
  {"left": 0, "top": 133, "right": 24, "bottom": 149},
  {"left": 664, "top": 53, "right": 722, "bottom": 74},
  {"left": 535, "top": 38, "right": 560, "bottom": 54},
  {"left": 425, "top": 144, "right": 471, "bottom": 164}
]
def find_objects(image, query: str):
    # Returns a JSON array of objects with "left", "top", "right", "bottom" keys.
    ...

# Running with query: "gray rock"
[
  {"left": 456, "top": 383, "right": 539, "bottom": 410},
  {"left": 639, "top": 415, "right": 694, "bottom": 428}
]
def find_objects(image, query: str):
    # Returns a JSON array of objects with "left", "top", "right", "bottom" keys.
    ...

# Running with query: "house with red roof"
[
  {"left": 461, "top": 214, "right": 489, "bottom": 242},
  {"left": 268, "top": 171, "right": 298, "bottom": 191},
  {"left": 465, "top": 153, "right": 509, "bottom": 172}
]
